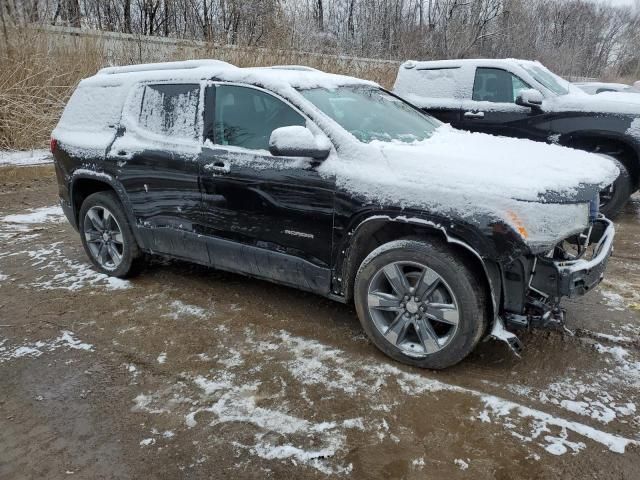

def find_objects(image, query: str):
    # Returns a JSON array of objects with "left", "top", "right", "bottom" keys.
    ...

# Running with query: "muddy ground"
[{"left": 1, "top": 165, "right": 639, "bottom": 479}]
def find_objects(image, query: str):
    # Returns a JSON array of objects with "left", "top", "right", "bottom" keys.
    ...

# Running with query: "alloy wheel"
[
  {"left": 83, "top": 205, "right": 125, "bottom": 271},
  {"left": 367, "top": 261, "right": 460, "bottom": 357}
]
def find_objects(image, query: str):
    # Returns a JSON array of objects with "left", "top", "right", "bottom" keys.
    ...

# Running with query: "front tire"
[
  {"left": 79, "top": 191, "right": 141, "bottom": 278},
  {"left": 354, "top": 238, "right": 487, "bottom": 369}
]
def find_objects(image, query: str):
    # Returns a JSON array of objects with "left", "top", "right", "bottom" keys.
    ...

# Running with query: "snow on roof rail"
[
  {"left": 97, "top": 59, "right": 234, "bottom": 76},
  {"left": 263, "top": 65, "right": 321, "bottom": 72}
]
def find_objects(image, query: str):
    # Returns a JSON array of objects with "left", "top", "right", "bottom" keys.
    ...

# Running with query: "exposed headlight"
[{"left": 505, "top": 201, "right": 590, "bottom": 253}]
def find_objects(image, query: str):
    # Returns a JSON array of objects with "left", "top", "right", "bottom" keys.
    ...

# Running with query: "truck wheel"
[
  {"left": 79, "top": 191, "right": 142, "bottom": 278},
  {"left": 598, "top": 156, "right": 632, "bottom": 219},
  {"left": 354, "top": 238, "right": 487, "bottom": 369}
]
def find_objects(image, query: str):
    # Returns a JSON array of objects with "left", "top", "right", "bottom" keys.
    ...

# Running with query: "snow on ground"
[
  {"left": 25, "top": 243, "right": 130, "bottom": 291},
  {"left": 0, "top": 330, "right": 93, "bottom": 364},
  {"left": 163, "top": 300, "right": 208, "bottom": 320},
  {"left": 0, "top": 206, "right": 130, "bottom": 291},
  {"left": 1, "top": 205, "right": 64, "bottom": 224},
  {"left": 131, "top": 325, "right": 638, "bottom": 475},
  {"left": 0, "top": 149, "right": 52, "bottom": 167}
]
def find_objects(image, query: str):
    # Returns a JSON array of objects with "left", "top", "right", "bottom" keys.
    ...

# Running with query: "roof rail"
[
  {"left": 264, "top": 65, "right": 320, "bottom": 72},
  {"left": 97, "top": 59, "right": 234, "bottom": 76}
]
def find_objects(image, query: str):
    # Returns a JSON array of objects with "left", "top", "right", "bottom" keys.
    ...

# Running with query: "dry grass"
[
  {"left": 0, "top": 30, "right": 105, "bottom": 150},
  {"left": 0, "top": 164, "right": 55, "bottom": 180},
  {"left": 0, "top": 28, "right": 397, "bottom": 151}
]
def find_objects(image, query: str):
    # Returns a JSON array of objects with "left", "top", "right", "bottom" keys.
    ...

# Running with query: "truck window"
[
  {"left": 214, "top": 85, "right": 305, "bottom": 150},
  {"left": 139, "top": 83, "right": 200, "bottom": 139},
  {"left": 472, "top": 68, "right": 531, "bottom": 103}
]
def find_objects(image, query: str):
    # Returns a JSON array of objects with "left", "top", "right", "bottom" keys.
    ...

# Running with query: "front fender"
[{"left": 333, "top": 211, "right": 510, "bottom": 326}]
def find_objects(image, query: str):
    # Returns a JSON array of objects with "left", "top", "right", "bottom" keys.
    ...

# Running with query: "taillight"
[{"left": 50, "top": 137, "right": 57, "bottom": 153}]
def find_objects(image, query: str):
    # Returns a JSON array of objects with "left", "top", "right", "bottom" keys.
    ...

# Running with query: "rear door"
[
  {"left": 196, "top": 83, "right": 335, "bottom": 294},
  {"left": 458, "top": 67, "right": 550, "bottom": 141},
  {"left": 109, "top": 82, "right": 207, "bottom": 261}
]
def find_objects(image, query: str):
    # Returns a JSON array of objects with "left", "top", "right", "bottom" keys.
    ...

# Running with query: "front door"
[
  {"left": 458, "top": 67, "right": 551, "bottom": 142},
  {"left": 197, "top": 83, "right": 335, "bottom": 294}
]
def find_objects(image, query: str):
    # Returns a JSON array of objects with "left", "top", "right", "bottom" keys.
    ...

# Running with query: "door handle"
[
  {"left": 204, "top": 161, "right": 229, "bottom": 174},
  {"left": 464, "top": 111, "right": 485, "bottom": 119}
]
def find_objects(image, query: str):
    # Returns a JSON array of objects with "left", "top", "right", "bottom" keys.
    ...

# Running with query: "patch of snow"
[
  {"left": 600, "top": 290, "right": 626, "bottom": 311},
  {"left": 627, "top": 118, "right": 640, "bottom": 142},
  {"left": 139, "top": 438, "right": 155, "bottom": 446},
  {"left": 411, "top": 457, "right": 425, "bottom": 469},
  {"left": 454, "top": 458, "right": 469, "bottom": 470},
  {"left": 1, "top": 206, "right": 64, "bottom": 224},
  {"left": 157, "top": 352, "right": 167, "bottom": 364},
  {"left": 23, "top": 243, "right": 130, "bottom": 291},
  {"left": 0, "top": 330, "right": 93, "bottom": 364},
  {"left": 0, "top": 149, "right": 52, "bottom": 166},
  {"left": 164, "top": 300, "right": 207, "bottom": 320},
  {"left": 0, "top": 273, "right": 8, "bottom": 281},
  {"left": 193, "top": 375, "right": 232, "bottom": 395}
]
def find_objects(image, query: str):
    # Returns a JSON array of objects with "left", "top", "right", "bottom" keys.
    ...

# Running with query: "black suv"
[
  {"left": 52, "top": 60, "right": 617, "bottom": 369},
  {"left": 393, "top": 58, "right": 640, "bottom": 218}
]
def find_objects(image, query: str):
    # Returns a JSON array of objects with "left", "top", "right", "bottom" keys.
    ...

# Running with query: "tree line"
[{"left": 2, "top": 0, "right": 639, "bottom": 79}]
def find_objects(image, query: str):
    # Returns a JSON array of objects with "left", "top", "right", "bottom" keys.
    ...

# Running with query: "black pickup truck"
[{"left": 394, "top": 58, "right": 640, "bottom": 218}]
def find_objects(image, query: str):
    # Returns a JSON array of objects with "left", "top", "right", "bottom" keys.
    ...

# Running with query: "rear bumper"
[{"left": 531, "top": 218, "right": 615, "bottom": 298}]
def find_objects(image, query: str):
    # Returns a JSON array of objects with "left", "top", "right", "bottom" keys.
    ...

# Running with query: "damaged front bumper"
[
  {"left": 530, "top": 218, "right": 615, "bottom": 298},
  {"left": 503, "top": 218, "right": 615, "bottom": 331}
]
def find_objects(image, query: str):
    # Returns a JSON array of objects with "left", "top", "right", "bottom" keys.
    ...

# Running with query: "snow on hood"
[
  {"left": 545, "top": 90, "right": 640, "bottom": 115},
  {"left": 322, "top": 124, "right": 618, "bottom": 204},
  {"left": 319, "top": 125, "right": 618, "bottom": 243}
]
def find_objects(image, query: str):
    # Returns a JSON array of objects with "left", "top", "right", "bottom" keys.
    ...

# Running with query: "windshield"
[
  {"left": 519, "top": 63, "right": 569, "bottom": 96},
  {"left": 299, "top": 86, "right": 440, "bottom": 143}
]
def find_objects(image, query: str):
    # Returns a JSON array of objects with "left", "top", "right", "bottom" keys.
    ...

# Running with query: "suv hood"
[
  {"left": 545, "top": 90, "right": 640, "bottom": 115},
  {"left": 323, "top": 124, "right": 618, "bottom": 207},
  {"left": 320, "top": 125, "right": 618, "bottom": 244}
]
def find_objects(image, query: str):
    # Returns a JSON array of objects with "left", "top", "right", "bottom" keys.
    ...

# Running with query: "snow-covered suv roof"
[
  {"left": 400, "top": 58, "right": 539, "bottom": 71},
  {"left": 85, "top": 59, "right": 374, "bottom": 91}
]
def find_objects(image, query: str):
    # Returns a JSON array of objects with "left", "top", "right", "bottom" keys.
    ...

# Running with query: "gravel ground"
[{"left": 1, "top": 165, "right": 639, "bottom": 479}]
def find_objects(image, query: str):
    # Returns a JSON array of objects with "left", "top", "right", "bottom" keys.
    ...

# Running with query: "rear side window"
[
  {"left": 58, "top": 84, "right": 127, "bottom": 133},
  {"left": 214, "top": 85, "right": 305, "bottom": 150},
  {"left": 472, "top": 68, "right": 530, "bottom": 103},
  {"left": 139, "top": 83, "right": 200, "bottom": 139},
  {"left": 394, "top": 67, "right": 461, "bottom": 100}
]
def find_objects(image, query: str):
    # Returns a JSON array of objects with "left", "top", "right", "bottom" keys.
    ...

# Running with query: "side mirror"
[
  {"left": 516, "top": 89, "right": 544, "bottom": 109},
  {"left": 269, "top": 126, "right": 330, "bottom": 160}
]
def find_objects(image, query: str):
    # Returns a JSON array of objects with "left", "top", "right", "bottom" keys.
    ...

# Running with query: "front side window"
[
  {"left": 300, "top": 86, "right": 440, "bottom": 143},
  {"left": 139, "top": 83, "right": 200, "bottom": 139},
  {"left": 472, "top": 68, "right": 531, "bottom": 103},
  {"left": 214, "top": 85, "right": 305, "bottom": 150}
]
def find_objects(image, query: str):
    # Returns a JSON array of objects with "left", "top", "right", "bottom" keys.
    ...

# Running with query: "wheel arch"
[
  {"left": 70, "top": 172, "right": 146, "bottom": 248},
  {"left": 337, "top": 216, "right": 501, "bottom": 331},
  {"left": 563, "top": 132, "right": 640, "bottom": 189}
]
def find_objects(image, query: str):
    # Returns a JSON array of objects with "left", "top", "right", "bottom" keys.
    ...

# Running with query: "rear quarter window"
[
  {"left": 138, "top": 83, "right": 200, "bottom": 140},
  {"left": 57, "top": 83, "right": 127, "bottom": 133}
]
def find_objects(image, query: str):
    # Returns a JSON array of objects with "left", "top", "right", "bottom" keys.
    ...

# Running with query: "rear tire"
[
  {"left": 79, "top": 191, "right": 142, "bottom": 278},
  {"left": 597, "top": 156, "right": 632, "bottom": 219},
  {"left": 354, "top": 238, "right": 487, "bottom": 369}
]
